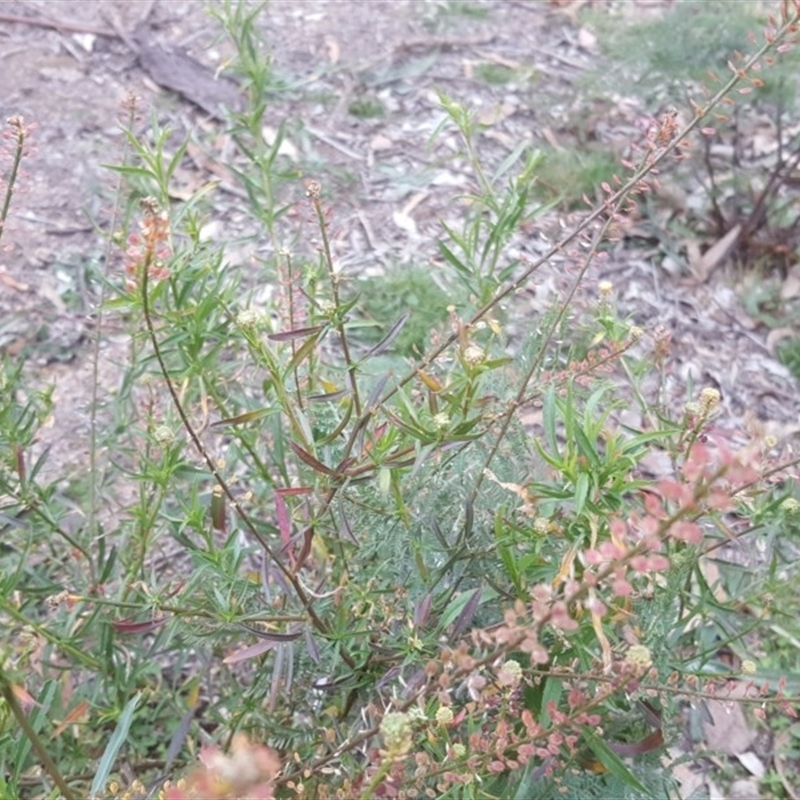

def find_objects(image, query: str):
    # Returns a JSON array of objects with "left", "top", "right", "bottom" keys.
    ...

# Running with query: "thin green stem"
[
  {"left": 309, "top": 187, "right": 363, "bottom": 417},
  {"left": 0, "top": 117, "right": 26, "bottom": 248},
  {"left": 0, "top": 669, "right": 77, "bottom": 800}
]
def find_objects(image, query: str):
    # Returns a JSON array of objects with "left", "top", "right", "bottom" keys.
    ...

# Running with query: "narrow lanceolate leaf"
[
  {"left": 274, "top": 491, "right": 292, "bottom": 549},
  {"left": 319, "top": 401, "right": 353, "bottom": 445},
  {"left": 366, "top": 374, "right": 391, "bottom": 410},
  {"left": 223, "top": 639, "right": 282, "bottom": 665},
  {"left": 90, "top": 693, "right": 142, "bottom": 799},
  {"left": 308, "top": 389, "right": 349, "bottom": 403},
  {"left": 285, "top": 329, "right": 325, "bottom": 375},
  {"left": 417, "top": 369, "right": 443, "bottom": 392},
  {"left": 583, "top": 729, "right": 650, "bottom": 793},
  {"left": 294, "top": 526, "right": 315, "bottom": 572},
  {"left": 364, "top": 312, "right": 410, "bottom": 358},
  {"left": 225, "top": 627, "right": 304, "bottom": 664},
  {"left": 304, "top": 626, "right": 321, "bottom": 666},
  {"left": 289, "top": 441, "right": 336, "bottom": 475},
  {"left": 451, "top": 587, "right": 482, "bottom": 638},
  {"left": 52, "top": 701, "right": 90, "bottom": 738},
  {"left": 210, "top": 485, "right": 226, "bottom": 533},
  {"left": 112, "top": 616, "right": 169, "bottom": 635},
  {"left": 268, "top": 324, "right": 325, "bottom": 341},
  {"left": 437, "top": 237, "right": 471, "bottom": 277},
  {"left": 543, "top": 384, "right": 559, "bottom": 455},
  {"left": 211, "top": 407, "right": 270, "bottom": 427}
]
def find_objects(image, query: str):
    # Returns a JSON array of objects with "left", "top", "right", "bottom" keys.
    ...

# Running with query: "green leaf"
[
  {"left": 495, "top": 513, "right": 522, "bottom": 595},
  {"left": 90, "top": 693, "right": 142, "bottom": 799},
  {"left": 364, "top": 313, "right": 410, "bottom": 359},
  {"left": 101, "top": 164, "right": 157, "bottom": 179},
  {"left": 437, "top": 238, "right": 471, "bottom": 277},
  {"left": 540, "top": 676, "right": 562, "bottom": 729},
  {"left": 543, "top": 384, "right": 559, "bottom": 455},
  {"left": 583, "top": 729, "right": 650, "bottom": 794},
  {"left": 574, "top": 471, "right": 590, "bottom": 515},
  {"left": 493, "top": 139, "right": 529, "bottom": 181},
  {"left": 211, "top": 408, "right": 271, "bottom": 428},
  {"left": 283, "top": 334, "right": 322, "bottom": 377},
  {"left": 575, "top": 425, "right": 600, "bottom": 468},
  {"left": 440, "top": 586, "right": 498, "bottom": 629}
]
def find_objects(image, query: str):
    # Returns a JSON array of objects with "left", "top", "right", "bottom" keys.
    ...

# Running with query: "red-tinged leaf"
[
  {"left": 274, "top": 492, "right": 292, "bottom": 549},
  {"left": 584, "top": 730, "right": 650, "bottom": 792},
  {"left": 268, "top": 324, "right": 324, "bottom": 341},
  {"left": 414, "top": 593, "right": 433, "bottom": 628},
  {"left": 275, "top": 486, "right": 313, "bottom": 497},
  {"left": 113, "top": 615, "right": 169, "bottom": 635},
  {"left": 362, "top": 422, "right": 388, "bottom": 454},
  {"left": 11, "top": 683, "right": 38, "bottom": 711},
  {"left": 609, "top": 728, "right": 664, "bottom": 757},
  {"left": 452, "top": 588, "right": 482, "bottom": 638},
  {"left": 289, "top": 441, "right": 336, "bottom": 475},
  {"left": 239, "top": 625, "right": 304, "bottom": 642},
  {"left": 211, "top": 408, "right": 270, "bottom": 428},
  {"left": 15, "top": 446, "right": 26, "bottom": 483},
  {"left": 294, "top": 526, "right": 314, "bottom": 572},
  {"left": 52, "top": 701, "right": 90, "bottom": 738},
  {"left": 382, "top": 410, "right": 430, "bottom": 440},
  {"left": 224, "top": 639, "right": 280, "bottom": 665},
  {"left": 163, "top": 579, "right": 186, "bottom": 600}
]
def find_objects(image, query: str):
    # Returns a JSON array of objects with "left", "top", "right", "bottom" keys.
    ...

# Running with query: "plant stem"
[
  {"left": 0, "top": 670, "right": 77, "bottom": 800},
  {"left": 0, "top": 117, "right": 26, "bottom": 249}
]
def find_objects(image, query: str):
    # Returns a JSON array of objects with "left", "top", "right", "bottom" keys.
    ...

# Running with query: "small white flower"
[
  {"left": 533, "top": 517, "right": 550, "bottom": 535},
  {"left": 153, "top": 425, "right": 175, "bottom": 447},
  {"left": 781, "top": 497, "right": 800, "bottom": 514},
  {"left": 497, "top": 659, "right": 522, "bottom": 687},
  {"left": 462, "top": 345, "right": 484, "bottom": 366},
  {"left": 628, "top": 325, "right": 644, "bottom": 342},
  {"left": 624, "top": 644, "right": 652, "bottom": 672},
  {"left": 700, "top": 387, "right": 720, "bottom": 411},
  {"left": 435, "top": 706, "right": 454, "bottom": 726},
  {"left": 684, "top": 401, "right": 702, "bottom": 418},
  {"left": 236, "top": 308, "right": 260, "bottom": 330},
  {"left": 432, "top": 412, "right": 451, "bottom": 430},
  {"left": 380, "top": 712, "right": 413, "bottom": 756}
]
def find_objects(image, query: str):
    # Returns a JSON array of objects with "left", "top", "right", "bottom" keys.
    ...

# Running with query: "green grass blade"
[{"left": 90, "top": 692, "right": 141, "bottom": 799}]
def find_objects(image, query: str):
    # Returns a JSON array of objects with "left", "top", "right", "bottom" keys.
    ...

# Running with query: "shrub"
[{"left": 2, "top": 4, "right": 800, "bottom": 799}]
